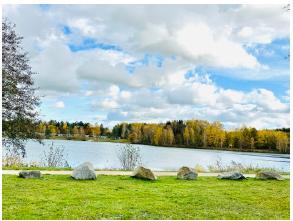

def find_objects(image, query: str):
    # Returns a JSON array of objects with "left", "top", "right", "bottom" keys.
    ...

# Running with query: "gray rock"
[
  {"left": 19, "top": 170, "right": 42, "bottom": 178},
  {"left": 177, "top": 166, "right": 198, "bottom": 180},
  {"left": 217, "top": 171, "right": 246, "bottom": 180},
  {"left": 131, "top": 166, "right": 157, "bottom": 180},
  {"left": 256, "top": 171, "right": 284, "bottom": 181},
  {"left": 71, "top": 162, "right": 97, "bottom": 180}
]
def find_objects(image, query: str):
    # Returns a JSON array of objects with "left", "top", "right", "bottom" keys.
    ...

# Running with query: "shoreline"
[{"left": 41, "top": 136, "right": 289, "bottom": 155}]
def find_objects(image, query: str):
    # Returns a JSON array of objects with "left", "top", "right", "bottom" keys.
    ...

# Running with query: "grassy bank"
[{"left": 2, "top": 175, "right": 289, "bottom": 220}]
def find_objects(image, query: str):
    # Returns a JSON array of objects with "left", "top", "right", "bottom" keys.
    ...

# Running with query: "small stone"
[
  {"left": 71, "top": 162, "right": 97, "bottom": 180},
  {"left": 19, "top": 170, "right": 42, "bottom": 178},
  {"left": 256, "top": 171, "right": 284, "bottom": 181},
  {"left": 131, "top": 166, "right": 157, "bottom": 180},
  {"left": 217, "top": 171, "right": 246, "bottom": 180},
  {"left": 177, "top": 166, "right": 198, "bottom": 180}
]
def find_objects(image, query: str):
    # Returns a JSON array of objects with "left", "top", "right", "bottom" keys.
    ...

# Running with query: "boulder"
[
  {"left": 71, "top": 162, "right": 97, "bottom": 180},
  {"left": 19, "top": 170, "right": 42, "bottom": 178},
  {"left": 177, "top": 166, "right": 198, "bottom": 180},
  {"left": 255, "top": 171, "right": 284, "bottom": 181},
  {"left": 217, "top": 171, "right": 246, "bottom": 180},
  {"left": 131, "top": 166, "right": 157, "bottom": 180}
]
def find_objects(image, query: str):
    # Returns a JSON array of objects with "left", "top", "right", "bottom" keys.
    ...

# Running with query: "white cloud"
[
  {"left": 238, "top": 27, "right": 253, "bottom": 37},
  {"left": 90, "top": 99, "right": 121, "bottom": 111},
  {"left": 31, "top": 43, "right": 82, "bottom": 96},
  {"left": 77, "top": 57, "right": 194, "bottom": 89},
  {"left": 2, "top": 4, "right": 290, "bottom": 130},
  {"left": 282, "top": 45, "right": 290, "bottom": 50},
  {"left": 50, "top": 101, "right": 65, "bottom": 109},
  {"left": 88, "top": 81, "right": 290, "bottom": 129},
  {"left": 282, "top": 89, "right": 290, "bottom": 101},
  {"left": 83, "top": 84, "right": 120, "bottom": 98}
]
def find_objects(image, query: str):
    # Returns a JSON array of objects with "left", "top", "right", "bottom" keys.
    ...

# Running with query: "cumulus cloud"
[
  {"left": 90, "top": 99, "right": 121, "bottom": 111},
  {"left": 86, "top": 80, "right": 289, "bottom": 129},
  {"left": 31, "top": 43, "right": 82, "bottom": 96},
  {"left": 238, "top": 27, "right": 253, "bottom": 37},
  {"left": 2, "top": 4, "right": 290, "bottom": 129},
  {"left": 105, "top": 103, "right": 289, "bottom": 130},
  {"left": 83, "top": 84, "right": 120, "bottom": 98},
  {"left": 77, "top": 57, "right": 193, "bottom": 89},
  {"left": 50, "top": 101, "right": 65, "bottom": 109}
]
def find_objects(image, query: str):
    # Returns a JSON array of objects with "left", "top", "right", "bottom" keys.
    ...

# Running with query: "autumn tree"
[
  {"left": 86, "top": 123, "right": 93, "bottom": 136},
  {"left": 48, "top": 125, "right": 56, "bottom": 134},
  {"left": 55, "top": 127, "right": 60, "bottom": 135},
  {"left": 128, "top": 132, "right": 138, "bottom": 143},
  {"left": 275, "top": 131, "right": 289, "bottom": 152},
  {"left": 166, "top": 125, "right": 174, "bottom": 146},
  {"left": 63, "top": 123, "right": 67, "bottom": 134},
  {"left": 189, "top": 127, "right": 195, "bottom": 146},
  {"left": 121, "top": 123, "right": 127, "bottom": 139},
  {"left": 73, "top": 126, "right": 79, "bottom": 137},
  {"left": 79, "top": 126, "right": 85, "bottom": 140},
  {"left": 153, "top": 127, "right": 162, "bottom": 145},
  {"left": 38, "top": 122, "right": 46, "bottom": 133},
  {"left": 93, "top": 123, "right": 101, "bottom": 137},
  {"left": 2, "top": 18, "right": 43, "bottom": 157},
  {"left": 183, "top": 127, "right": 189, "bottom": 146}
]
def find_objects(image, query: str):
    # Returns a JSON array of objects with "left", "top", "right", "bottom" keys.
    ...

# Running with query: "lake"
[{"left": 2, "top": 139, "right": 290, "bottom": 172}]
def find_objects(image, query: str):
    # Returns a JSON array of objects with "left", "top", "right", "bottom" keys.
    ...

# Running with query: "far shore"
[{"left": 40, "top": 135, "right": 289, "bottom": 155}]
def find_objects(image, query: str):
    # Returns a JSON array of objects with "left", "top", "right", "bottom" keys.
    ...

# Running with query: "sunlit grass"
[{"left": 2, "top": 175, "right": 290, "bottom": 220}]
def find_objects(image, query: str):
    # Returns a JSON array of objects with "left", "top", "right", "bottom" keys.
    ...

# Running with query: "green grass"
[
  {"left": 2, "top": 175, "right": 290, "bottom": 220},
  {"left": 2, "top": 166, "right": 290, "bottom": 175}
]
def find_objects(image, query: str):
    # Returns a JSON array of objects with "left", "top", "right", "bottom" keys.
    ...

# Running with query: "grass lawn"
[
  {"left": 2, "top": 175, "right": 290, "bottom": 220},
  {"left": 2, "top": 167, "right": 290, "bottom": 175}
]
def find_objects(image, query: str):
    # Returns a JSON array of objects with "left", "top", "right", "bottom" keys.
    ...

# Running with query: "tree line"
[
  {"left": 36, "top": 120, "right": 110, "bottom": 138},
  {"left": 111, "top": 119, "right": 290, "bottom": 153}
]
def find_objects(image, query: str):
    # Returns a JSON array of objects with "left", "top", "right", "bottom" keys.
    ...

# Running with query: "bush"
[
  {"left": 2, "top": 148, "right": 39, "bottom": 167},
  {"left": 40, "top": 142, "right": 69, "bottom": 168},
  {"left": 205, "top": 157, "right": 279, "bottom": 173},
  {"left": 116, "top": 143, "right": 143, "bottom": 170}
]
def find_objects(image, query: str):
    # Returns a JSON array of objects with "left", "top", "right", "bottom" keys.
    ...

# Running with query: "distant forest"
[{"left": 38, "top": 119, "right": 290, "bottom": 153}]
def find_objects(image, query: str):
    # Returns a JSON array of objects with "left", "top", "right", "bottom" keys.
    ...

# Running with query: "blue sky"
[{"left": 2, "top": 4, "right": 290, "bottom": 129}]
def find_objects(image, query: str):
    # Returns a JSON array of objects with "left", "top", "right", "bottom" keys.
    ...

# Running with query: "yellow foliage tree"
[
  {"left": 189, "top": 127, "right": 195, "bottom": 146},
  {"left": 128, "top": 132, "right": 137, "bottom": 143},
  {"left": 48, "top": 125, "right": 56, "bottom": 134},
  {"left": 183, "top": 127, "right": 189, "bottom": 146},
  {"left": 275, "top": 131, "right": 289, "bottom": 152},
  {"left": 93, "top": 123, "right": 101, "bottom": 137},
  {"left": 39, "top": 123, "right": 46, "bottom": 133},
  {"left": 153, "top": 127, "right": 162, "bottom": 145},
  {"left": 73, "top": 126, "right": 79, "bottom": 136},
  {"left": 55, "top": 127, "right": 60, "bottom": 134}
]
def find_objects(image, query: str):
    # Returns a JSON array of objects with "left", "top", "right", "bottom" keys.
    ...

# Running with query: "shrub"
[
  {"left": 116, "top": 143, "right": 143, "bottom": 170},
  {"left": 2, "top": 149, "right": 39, "bottom": 167},
  {"left": 195, "top": 164, "right": 206, "bottom": 172},
  {"left": 40, "top": 142, "right": 69, "bottom": 168}
]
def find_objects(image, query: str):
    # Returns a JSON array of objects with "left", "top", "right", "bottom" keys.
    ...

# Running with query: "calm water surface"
[{"left": 2, "top": 139, "right": 290, "bottom": 172}]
